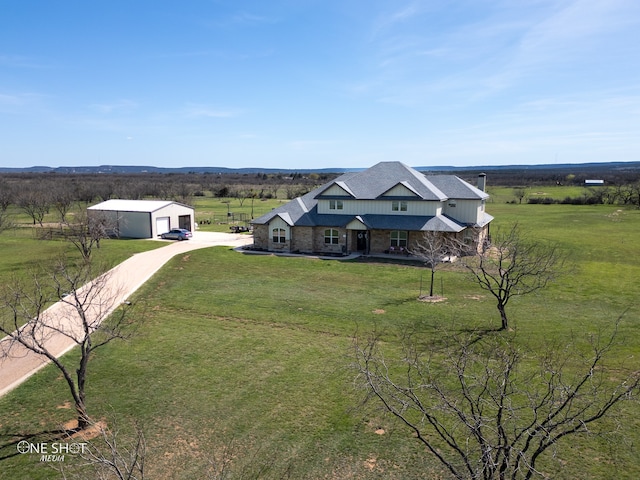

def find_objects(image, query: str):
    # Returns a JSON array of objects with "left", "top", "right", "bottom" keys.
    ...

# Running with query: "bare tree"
[
  {"left": 0, "top": 258, "right": 134, "bottom": 430},
  {"left": 353, "top": 323, "right": 640, "bottom": 480},
  {"left": 18, "top": 189, "right": 51, "bottom": 226},
  {"left": 64, "top": 209, "right": 117, "bottom": 262},
  {"left": 234, "top": 188, "right": 251, "bottom": 208},
  {"left": 461, "top": 223, "right": 566, "bottom": 331},
  {"left": 60, "top": 419, "right": 146, "bottom": 480},
  {"left": 0, "top": 208, "right": 13, "bottom": 233},
  {"left": 52, "top": 187, "right": 75, "bottom": 223},
  {"left": 513, "top": 188, "right": 528, "bottom": 204},
  {"left": 410, "top": 231, "right": 454, "bottom": 298},
  {"left": 0, "top": 180, "right": 14, "bottom": 233}
]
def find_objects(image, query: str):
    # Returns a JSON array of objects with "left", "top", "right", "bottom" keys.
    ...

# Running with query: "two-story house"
[{"left": 251, "top": 161, "right": 493, "bottom": 255}]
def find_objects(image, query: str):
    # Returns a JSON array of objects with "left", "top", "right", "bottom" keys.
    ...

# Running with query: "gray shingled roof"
[
  {"left": 426, "top": 175, "right": 489, "bottom": 200},
  {"left": 315, "top": 161, "right": 448, "bottom": 201},
  {"left": 252, "top": 161, "right": 491, "bottom": 229},
  {"left": 252, "top": 186, "right": 323, "bottom": 225}
]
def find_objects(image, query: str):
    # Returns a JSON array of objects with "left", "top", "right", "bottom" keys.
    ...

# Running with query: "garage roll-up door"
[{"left": 156, "top": 217, "right": 170, "bottom": 236}]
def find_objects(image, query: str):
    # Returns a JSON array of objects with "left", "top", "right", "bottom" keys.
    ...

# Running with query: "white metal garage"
[{"left": 87, "top": 199, "right": 195, "bottom": 239}]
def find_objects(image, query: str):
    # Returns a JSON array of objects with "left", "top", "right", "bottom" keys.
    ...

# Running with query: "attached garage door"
[{"left": 156, "top": 217, "right": 170, "bottom": 236}]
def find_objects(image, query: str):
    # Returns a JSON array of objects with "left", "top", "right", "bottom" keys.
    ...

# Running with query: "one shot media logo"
[{"left": 16, "top": 440, "right": 88, "bottom": 462}]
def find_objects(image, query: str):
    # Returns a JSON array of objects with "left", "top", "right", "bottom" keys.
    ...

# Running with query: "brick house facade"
[{"left": 251, "top": 162, "right": 493, "bottom": 256}]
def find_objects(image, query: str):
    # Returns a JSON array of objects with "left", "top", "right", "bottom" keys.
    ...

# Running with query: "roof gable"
[
  {"left": 381, "top": 182, "right": 420, "bottom": 198},
  {"left": 88, "top": 199, "right": 184, "bottom": 213},
  {"left": 317, "top": 182, "right": 354, "bottom": 198},
  {"left": 316, "top": 162, "right": 447, "bottom": 201}
]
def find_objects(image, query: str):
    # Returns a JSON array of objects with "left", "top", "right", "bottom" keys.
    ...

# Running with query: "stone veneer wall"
[
  {"left": 254, "top": 225, "right": 489, "bottom": 255},
  {"left": 312, "top": 227, "right": 346, "bottom": 254},
  {"left": 291, "top": 226, "right": 313, "bottom": 253},
  {"left": 252, "top": 225, "right": 269, "bottom": 250}
]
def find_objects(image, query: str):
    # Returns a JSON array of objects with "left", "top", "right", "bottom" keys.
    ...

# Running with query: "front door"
[{"left": 356, "top": 231, "right": 368, "bottom": 252}]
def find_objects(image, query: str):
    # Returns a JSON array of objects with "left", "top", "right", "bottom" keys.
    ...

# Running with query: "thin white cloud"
[
  {"left": 402, "top": 89, "right": 640, "bottom": 163},
  {"left": 150, "top": 50, "right": 213, "bottom": 59},
  {"left": 236, "top": 133, "right": 261, "bottom": 139},
  {"left": 0, "top": 93, "right": 24, "bottom": 106},
  {"left": 0, "top": 54, "right": 50, "bottom": 69},
  {"left": 483, "top": 0, "right": 640, "bottom": 93},
  {"left": 89, "top": 100, "right": 138, "bottom": 114},
  {"left": 354, "top": 0, "right": 640, "bottom": 108},
  {"left": 372, "top": 2, "right": 425, "bottom": 34},
  {"left": 183, "top": 104, "right": 242, "bottom": 118},
  {"left": 204, "top": 11, "right": 280, "bottom": 29},
  {"left": 231, "top": 12, "right": 279, "bottom": 25},
  {"left": 0, "top": 91, "right": 47, "bottom": 113},
  {"left": 286, "top": 139, "right": 336, "bottom": 150}
]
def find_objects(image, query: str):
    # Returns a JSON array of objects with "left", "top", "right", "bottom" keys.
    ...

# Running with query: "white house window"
[
  {"left": 392, "top": 201, "right": 407, "bottom": 212},
  {"left": 390, "top": 230, "right": 408, "bottom": 247},
  {"left": 272, "top": 228, "right": 286, "bottom": 243},
  {"left": 329, "top": 200, "right": 343, "bottom": 210},
  {"left": 324, "top": 228, "right": 339, "bottom": 244}
]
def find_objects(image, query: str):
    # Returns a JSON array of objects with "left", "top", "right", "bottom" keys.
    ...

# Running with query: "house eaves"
[
  {"left": 339, "top": 214, "right": 465, "bottom": 233},
  {"left": 88, "top": 199, "right": 182, "bottom": 213},
  {"left": 474, "top": 212, "right": 494, "bottom": 228},
  {"left": 277, "top": 212, "right": 295, "bottom": 226},
  {"left": 421, "top": 215, "right": 466, "bottom": 233},
  {"left": 426, "top": 175, "right": 489, "bottom": 200}
]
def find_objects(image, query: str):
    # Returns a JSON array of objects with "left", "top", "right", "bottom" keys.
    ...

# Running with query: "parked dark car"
[{"left": 160, "top": 228, "right": 192, "bottom": 241}]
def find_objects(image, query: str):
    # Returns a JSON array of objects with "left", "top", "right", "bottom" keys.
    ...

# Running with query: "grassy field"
[
  {"left": 0, "top": 228, "right": 164, "bottom": 279},
  {"left": 486, "top": 185, "right": 597, "bottom": 204},
  {"left": 191, "top": 195, "right": 287, "bottom": 233},
  {"left": 0, "top": 202, "right": 639, "bottom": 479}
]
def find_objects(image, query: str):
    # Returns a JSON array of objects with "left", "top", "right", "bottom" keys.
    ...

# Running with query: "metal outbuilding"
[{"left": 87, "top": 199, "right": 195, "bottom": 239}]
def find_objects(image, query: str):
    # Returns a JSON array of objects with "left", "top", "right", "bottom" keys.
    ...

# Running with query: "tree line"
[{"left": 0, "top": 171, "right": 331, "bottom": 230}]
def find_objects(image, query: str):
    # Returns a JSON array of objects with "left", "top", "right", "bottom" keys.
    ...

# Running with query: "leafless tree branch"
[
  {"left": 0, "top": 258, "right": 134, "bottom": 430},
  {"left": 460, "top": 223, "right": 567, "bottom": 330},
  {"left": 352, "top": 320, "right": 639, "bottom": 479}
]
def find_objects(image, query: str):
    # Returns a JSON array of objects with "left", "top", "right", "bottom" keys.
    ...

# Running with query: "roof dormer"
[
  {"left": 315, "top": 181, "right": 355, "bottom": 198},
  {"left": 380, "top": 181, "right": 420, "bottom": 198}
]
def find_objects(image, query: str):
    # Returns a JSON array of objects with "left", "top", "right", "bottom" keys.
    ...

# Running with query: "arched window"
[
  {"left": 324, "top": 228, "right": 339, "bottom": 245},
  {"left": 272, "top": 228, "right": 286, "bottom": 243}
]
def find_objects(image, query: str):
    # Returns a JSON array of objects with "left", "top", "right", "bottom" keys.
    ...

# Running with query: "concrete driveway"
[{"left": 0, "top": 232, "right": 252, "bottom": 397}]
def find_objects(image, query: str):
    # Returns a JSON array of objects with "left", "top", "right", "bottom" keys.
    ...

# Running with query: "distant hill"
[
  {"left": 0, "top": 165, "right": 351, "bottom": 174},
  {"left": 1, "top": 161, "right": 639, "bottom": 175}
]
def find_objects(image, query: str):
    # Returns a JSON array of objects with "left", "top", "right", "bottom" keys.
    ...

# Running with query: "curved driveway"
[{"left": 0, "top": 232, "right": 251, "bottom": 397}]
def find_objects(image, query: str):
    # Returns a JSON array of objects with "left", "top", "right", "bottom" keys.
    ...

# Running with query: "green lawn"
[
  {"left": 191, "top": 195, "right": 286, "bottom": 232},
  {"left": 486, "top": 185, "right": 600, "bottom": 204},
  {"left": 0, "top": 228, "right": 163, "bottom": 279},
  {"left": 0, "top": 203, "right": 639, "bottom": 479}
]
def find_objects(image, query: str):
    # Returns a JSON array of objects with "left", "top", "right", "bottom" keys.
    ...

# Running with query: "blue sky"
[{"left": 1, "top": 0, "right": 639, "bottom": 169}]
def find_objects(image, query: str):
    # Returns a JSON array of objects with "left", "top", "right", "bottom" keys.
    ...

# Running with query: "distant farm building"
[
  {"left": 585, "top": 179, "right": 605, "bottom": 186},
  {"left": 87, "top": 199, "right": 194, "bottom": 239}
]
